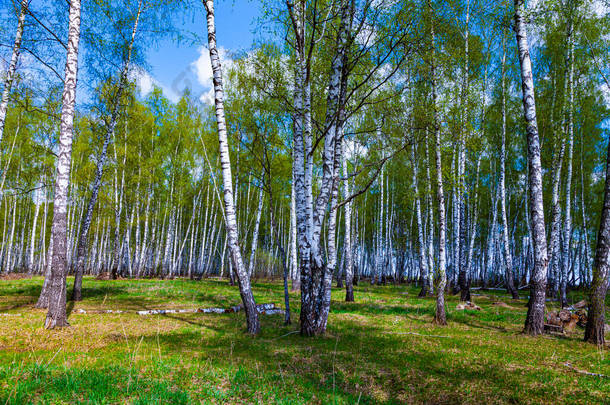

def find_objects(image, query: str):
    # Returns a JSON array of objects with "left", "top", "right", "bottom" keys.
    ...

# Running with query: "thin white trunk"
[
  {"left": 247, "top": 184, "right": 264, "bottom": 277},
  {"left": 0, "top": 0, "right": 28, "bottom": 145},
  {"left": 203, "top": 0, "right": 259, "bottom": 334}
]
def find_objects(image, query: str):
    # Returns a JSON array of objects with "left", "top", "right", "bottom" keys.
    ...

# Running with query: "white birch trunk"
[
  {"left": 0, "top": 0, "right": 28, "bottom": 145},
  {"left": 203, "top": 0, "right": 259, "bottom": 334},
  {"left": 44, "top": 0, "right": 81, "bottom": 328},
  {"left": 515, "top": 0, "right": 549, "bottom": 335}
]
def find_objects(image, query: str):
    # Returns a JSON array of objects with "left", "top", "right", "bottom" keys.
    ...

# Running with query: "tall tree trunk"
[
  {"left": 514, "top": 0, "right": 548, "bottom": 336},
  {"left": 430, "top": 1, "right": 447, "bottom": 325},
  {"left": 584, "top": 136, "right": 610, "bottom": 345},
  {"left": 203, "top": 0, "right": 259, "bottom": 334},
  {"left": 560, "top": 31, "right": 575, "bottom": 308},
  {"left": 343, "top": 154, "right": 354, "bottom": 301},
  {"left": 289, "top": 0, "right": 350, "bottom": 336},
  {"left": 44, "top": 0, "right": 81, "bottom": 329},
  {"left": 424, "top": 138, "right": 435, "bottom": 295},
  {"left": 111, "top": 142, "right": 126, "bottom": 278},
  {"left": 412, "top": 145, "right": 429, "bottom": 297},
  {"left": 464, "top": 155, "right": 481, "bottom": 298},
  {"left": 500, "top": 34, "right": 519, "bottom": 300},
  {"left": 0, "top": 0, "right": 28, "bottom": 145}
]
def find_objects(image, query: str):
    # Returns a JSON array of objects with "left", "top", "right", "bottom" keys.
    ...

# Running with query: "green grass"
[{"left": 0, "top": 276, "right": 608, "bottom": 404}]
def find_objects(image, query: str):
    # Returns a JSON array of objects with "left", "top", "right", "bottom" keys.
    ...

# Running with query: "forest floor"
[{"left": 0, "top": 277, "right": 608, "bottom": 404}]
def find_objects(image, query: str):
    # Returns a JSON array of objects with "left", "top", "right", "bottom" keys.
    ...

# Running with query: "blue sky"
[{"left": 139, "top": 0, "right": 264, "bottom": 104}]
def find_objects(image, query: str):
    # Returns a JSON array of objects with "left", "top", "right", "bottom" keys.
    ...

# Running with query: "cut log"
[
  {"left": 546, "top": 312, "right": 562, "bottom": 326},
  {"left": 564, "top": 314, "right": 579, "bottom": 333},
  {"left": 544, "top": 323, "right": 564, "bottom": 334},
  {"left": 572, "top": 300, "right": 587, "bottom": 309}
]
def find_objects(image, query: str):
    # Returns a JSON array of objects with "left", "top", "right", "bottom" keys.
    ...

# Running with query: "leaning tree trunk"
[
  {"left": 514, "top": 0, "right": 548, "bottom": 336},
  {"left": 73, "top": 2, "right": 142, "bottom": 300},
  {"left": 203, "top": 0, "right": 259, "bottom": 334},
  {"left": 429, "top": 1, "right": 447, "bottom": 325},
  {"left": 584, "top": 133, "right": 610, "bottom": 346},
  {"left": 499, "top": 34, "right": 519, "bottom": 300},
  {"left": 44, "top": 0, "right": 82, "bottom": 329},
  {"left": 0, "top": 0, "right": 28, "bottom": 145}
]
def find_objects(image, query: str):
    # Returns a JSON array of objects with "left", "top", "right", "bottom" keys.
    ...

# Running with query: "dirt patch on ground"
[{"left": 0, "top": 273, "right": 33, "bottom": 280}]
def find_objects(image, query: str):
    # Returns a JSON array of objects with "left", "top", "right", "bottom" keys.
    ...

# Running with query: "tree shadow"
[{"left": 129, "top": 313, "right": 592, "bottom": 404}]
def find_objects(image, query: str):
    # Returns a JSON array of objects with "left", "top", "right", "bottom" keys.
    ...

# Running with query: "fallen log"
[
  {"left": 564, "top": 362, "right": 608, "bottom": 378},
  {"left": 137, "top": 303, "right": 282, "bottom": 316},
  {"left": 68, "top": 303, "right": 284, "bottom": 316},
  {"left": 75, "top": 309, "right": 125, "bottom": 314},
  {"left": 456, "top": 302, "right": 482, "bottom": 311},
  {"left": 546, "top": 308, "right": 586, "bottom": 333}
]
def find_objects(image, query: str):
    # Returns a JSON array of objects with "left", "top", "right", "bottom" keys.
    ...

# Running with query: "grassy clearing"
[{"left": 0, "top": 277, "right": 608, "bottom": 404}]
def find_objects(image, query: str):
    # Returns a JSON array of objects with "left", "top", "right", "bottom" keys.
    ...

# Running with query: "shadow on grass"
[{"left": 125, "top": 312, "right": 594, "bottom": 404}]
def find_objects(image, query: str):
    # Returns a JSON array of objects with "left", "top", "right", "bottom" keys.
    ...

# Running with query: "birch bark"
[
  {"left": 203, "top": 0, "right": 259, "bottom": 334},
  {"left": 430, "top": 0, "right": 447, "bottom": 325},
  {"left": 412, "top": 145, "right": 429, "bottom": 297},
  {"left": 560, "top": 32, "right": 575, "bottom": 308},
  {"left": 514, "top": 0, "right": 548, "bottom": 336},
  {"left": 45, "top": 0, "right": 81, "bottom": 328},
  {"left": 0, "top": 0, "right": 28, "bottom": 145},
  {"left": 584, "top": 132, "right": 610, "bottom": 345},
  {"left": 342, "top": 154, "right": 354, "bottom": 301}
]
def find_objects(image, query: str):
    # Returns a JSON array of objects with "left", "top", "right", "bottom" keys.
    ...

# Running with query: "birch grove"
[{"left": 0, "top": 0, "right": 607, "bottom": 343}]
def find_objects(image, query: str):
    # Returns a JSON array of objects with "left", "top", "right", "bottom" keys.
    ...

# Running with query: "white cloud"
[
  {"left": 135, "top": 70, "right": 155, "bottom": 95},
  {"left": 131, "top": 69, "right": 180, "bottom": 103},
  {"left": 191, "top": 46, "right": 234, "bottom": 104},
  {"left": 592, "top": 0, "right": 610, "bottom": 17}
]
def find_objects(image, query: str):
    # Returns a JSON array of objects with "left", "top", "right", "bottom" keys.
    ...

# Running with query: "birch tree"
[
  {"left": 499, "top": 32, "right": 519, "bottom": 300},
  {"left": 514, "top": 0, "right": 548, "bottom": 336},
  {"left": 202, "top": 0, "right": 260, "bottom": 335},
  {"left": 72, "top": 0, "right": 143, "bottom": 300},
  {"left": 43, "top": 0, "right": 82, "bottom": 328},
  {"left": 0, "top": 0, "right": 28, "bottom": 145}
]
